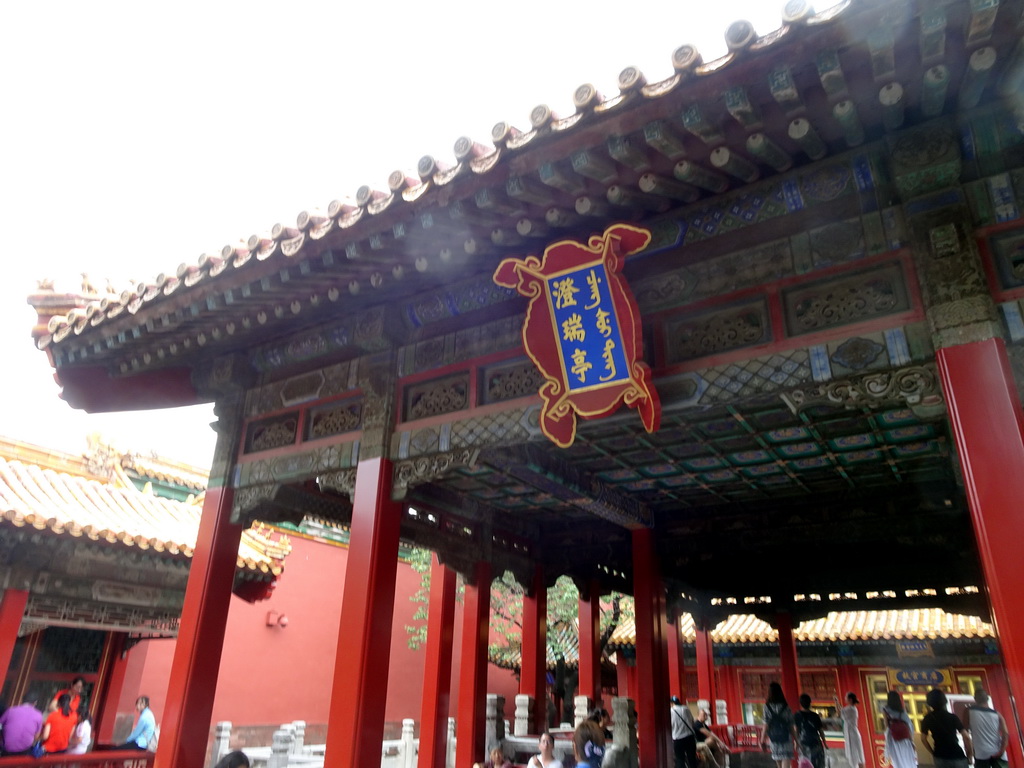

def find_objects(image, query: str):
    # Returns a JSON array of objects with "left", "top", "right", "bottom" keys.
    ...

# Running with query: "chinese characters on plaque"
[
  {"left": 549, "top": 263, "right": 629, "bottom": 391},
  {"left": 493, "top": 223, "right": 661, "bottom": 448}
]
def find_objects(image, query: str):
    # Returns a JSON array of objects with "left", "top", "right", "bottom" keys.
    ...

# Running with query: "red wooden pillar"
[
  {"left": 633, "top": 528, "right": 671, "bottom": 768},
  {"left": 95, "top": 634, "right": 134, "bottom": 744},
  {"left": 616, "top": 650, "right": 631, "bottom": 699},
  {"left": 0, "top": 589, "right": 28, "bottom": 687},
  {"left": 938, "top": 338, "right": 1024, "bottom": 761},
  {"left": 695, "top": 617, "right": 718, "bottom": 723},
  {"left": 456, "top": 561, "right": 493, "bottom": 768},
  {"left": 666, "top": 613, "right": 685, "bottom": 702},
  {"left": 155, "top": 483, "right": 243, "bottom": 768},
  {"left": 419, "top": 553, "right": 457, "bottom": 768},
  {"left": 521, "top": 564, "right": 548, "bottom": 734},
  {"left": 776, "top": 611, "right": 800, "bottom": 709},
  {"left": 324, "top": 457, "right": 403, "bottom": 768},
  {"left": 578, "top": 580, "right": 601, "bottom": 704}
]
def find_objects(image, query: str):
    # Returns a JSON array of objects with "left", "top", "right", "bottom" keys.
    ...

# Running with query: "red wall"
[{"left": 116, "top": 534, "right": 521, "bottom": 736}]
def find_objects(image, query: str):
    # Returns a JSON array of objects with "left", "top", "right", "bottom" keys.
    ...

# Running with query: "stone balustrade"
[{"left": 213, "top": 695, "right": 639, "bottom": 768}]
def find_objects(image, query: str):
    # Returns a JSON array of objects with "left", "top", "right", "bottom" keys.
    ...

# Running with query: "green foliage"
[{"left": 405, "top": 547, "right": 633, "bottom": 668}]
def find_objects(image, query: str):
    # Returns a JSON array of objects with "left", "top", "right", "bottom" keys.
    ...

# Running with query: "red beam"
[
  {"left": 776, "top": 611, "right": 800, "bottom": 713},
  {"left": 578, "top": 581, "right": 602, "bottom": 704},
  {"left": 666, "top": 613, "right": 684, "bottom": 702},
  {"left": 0, "top": 752, "right": 154, "bottom": 767},
  {"left": 632, "top": 528, "right": 671, "bottom": 768},
  {"left": 456, "top": 561, "right": 492, "bottom": 768},
  {"left": 155, "top": 486, "right": 243, "bottom": 768},
  {"left": 521, "top": 564, "right": 548, "bottom": 733},
  {"left": 418, "top": 554, "right": 457, "bottom": 768},
  {"left": 695, "top": 620, "right": 718, "bottom": 723},
  {"left": 938, "top": 338, "right": 1024, "bottom": 766},
  {"left": 324, "top": 457, "right": 402, "bottom": 768},
  {"left": 0, "top": 589, "right": 28, "bottom": 687}
]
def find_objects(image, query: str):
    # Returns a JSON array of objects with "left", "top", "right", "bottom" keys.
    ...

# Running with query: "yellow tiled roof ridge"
[
  {"left": 0, "top": 454, "right": 284, "bottom": 577},
  {"left": 605, "top": 609, "right": 995, "bottom": 648}
]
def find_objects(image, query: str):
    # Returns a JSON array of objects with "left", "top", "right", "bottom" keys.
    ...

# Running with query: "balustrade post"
[
  {"left": 446, "top": 717, "right": 456, "bottom": 768},
  {"left": 212, "top": 721, "right": 232, "bottom": 765},
  {"left": 574, "top": 695, "right": 593, "bottom": 727},
  {"left": 485, "top": 694, "right": 506, "bottom": 755},
  {"left": 608, "top": 697, "right": 639, "bottom": 768},
  {"left": 268, "top": 728, "right": 293, "bottom": 768},
  {"left": 514, "top": 694, "right": 534, "bottom": 736},
  {"left": 402, "top": 718, "right": 416, "bottom": 768},
  {"left": 291, "top": 721, "right": 305, "bottom": 755}
]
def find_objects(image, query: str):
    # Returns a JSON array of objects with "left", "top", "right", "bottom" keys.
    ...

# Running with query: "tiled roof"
[
  {"left": 606, "top": 609, "right": 995, "bottom": 648},
  {"left": 493, "top": 610, "right": 991, "bottom": 671},
  {"left": 29, "top": 0, "right": 1023, "bottom": 381},
  {"left": 0, "top": 438, "right": 287, "bottom": 576},
  {"left": 492, "top": 608, "right": 995, "bottom": 669}
]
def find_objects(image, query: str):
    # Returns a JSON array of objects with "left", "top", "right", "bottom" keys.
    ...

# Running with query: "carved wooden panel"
[
  {"left": 306, "top": 399, "right": 362, "bottom": 440},
  {"left": 480, "top": 358, "right": 544, "bottom": 405},
  {"left": 663, "top": 299, "right": 771, "bottom": 364},
  {"left": 782, "top": 261, "right": 911, "bottom": 336},
  {"left": 244, "top": 412, "right": 300, "bottom": 453},
  {"left": 402, "top": 372, "right": 470, "bottom": 422}
]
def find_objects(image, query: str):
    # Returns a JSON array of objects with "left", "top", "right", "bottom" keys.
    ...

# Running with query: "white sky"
[{"left": 0, "top": 0, "right": 807, "bottom": 468}]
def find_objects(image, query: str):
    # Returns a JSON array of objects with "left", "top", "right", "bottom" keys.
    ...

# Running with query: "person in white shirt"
[
  {"left": 966, "top": 689, "right": 1007, "bottom": 768},
  {"left": 527, "top": 732, "right": 564, "bottom": 768},
  {"left": 68, "top": 702, "right": 92, "bottom": 755},
  {"left": 672, "top": 695, "right": 699, "bottom": 768}
]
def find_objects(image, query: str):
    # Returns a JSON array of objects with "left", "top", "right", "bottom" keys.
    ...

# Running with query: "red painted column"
[
  {"left": 521, "top": 564, "right": 548, "bottom": 734},
  {"left": 419, "top": 554, "right": 457, "bottom": 768},
  {"left": 666, "top": 613, "right": 685, "bottom": 701},
  {"left": 695, "top": 618, "right": 718, "bottom": 723},
  {"left": 95, "top": 634, "right": 131, "bottom": 744},
  {"left": 456, "top": 561, "right": 493, "bottom": 768},
  {"left": 156, "top": 483, "right": 243, "bottom": 768},
  {"left": 324, "top": 457, "right": 403, "bottom": 768},
  {"left": 616, "top": 650, "right": 631, "bottom": 699},
  {"left": 578, "top": 581, "right": 601, "bottom": 704},
  {"left": 0, "top": 589, "right": 28, "bottom": 687},
  {"left": 633, "top": 528, "right": 671, "bottom": 768},
  {"left": 938, "top": 338, "right": 1024, "bottom": 760},
  {"left": 776, "top": 611, "right": 800, "bottom": 709}
]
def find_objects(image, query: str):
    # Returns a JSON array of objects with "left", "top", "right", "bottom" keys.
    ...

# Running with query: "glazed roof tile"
[
  {"left": 606, "top": 609, "right": 995, "bottom": 647},
  {"left": 491, "top": 608, "right": 993, "bottom": 669},
  {"left": 31, "top": 0, "right": 1023, "bottom": 380},
  {"left": 0, "top": 438, "right": 287, "bottom": 576}
]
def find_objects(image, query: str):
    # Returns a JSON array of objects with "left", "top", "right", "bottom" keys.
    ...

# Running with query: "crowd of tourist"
[
  {"left": 0, "top": 677, "right": 155, "bottom": 758},
  {"left": 496, "top": 682, "right": 1009, "bottom": 768}
]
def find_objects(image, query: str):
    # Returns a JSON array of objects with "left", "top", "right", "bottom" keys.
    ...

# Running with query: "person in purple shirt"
[{"left": 0, "top": 696, "right": 44, "bottom": 756}]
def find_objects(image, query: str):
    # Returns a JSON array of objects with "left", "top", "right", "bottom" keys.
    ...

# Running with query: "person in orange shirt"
[
  {"left": 40, "top": 693, "right": 77, "bottom": 754},
  {"left": 49, "top": 677, "right": 85, "bottom": 714}
]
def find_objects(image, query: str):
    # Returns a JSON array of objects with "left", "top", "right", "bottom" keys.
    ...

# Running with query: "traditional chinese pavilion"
[
  {"left": 0, "top": 435, "right": 287, "bottom": 744},
  {"left": 22, "top": 0, "right": 1024, "bottom": 766}
]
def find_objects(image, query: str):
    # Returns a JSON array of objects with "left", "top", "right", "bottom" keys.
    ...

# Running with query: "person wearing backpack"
[
  {"left": 883, "top": 690, "right": 918, "bottom": 768},
  {"left": 793, "top": 694, "right": 827, "bottom": 768},
  {"left": 762, "top": 683, "right": 797, "bottom": 768}
]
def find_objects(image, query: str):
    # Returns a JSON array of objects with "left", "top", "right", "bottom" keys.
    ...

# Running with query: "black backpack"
[{"left": 767, "top": 706, "right": 792, "bottom": 742}]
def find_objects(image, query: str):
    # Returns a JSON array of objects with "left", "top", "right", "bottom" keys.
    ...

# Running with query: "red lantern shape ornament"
[{"left": 493, "top": 223, "right": 661, "bottom": 447}]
